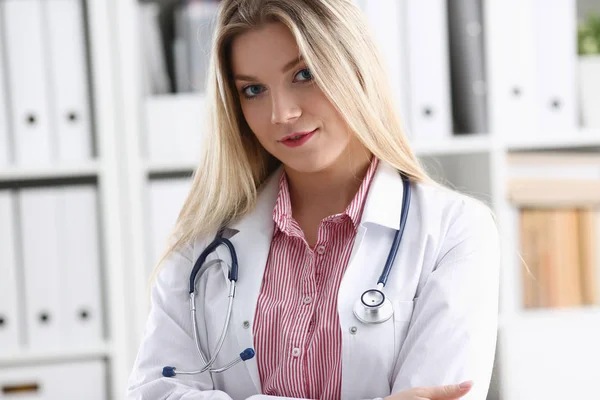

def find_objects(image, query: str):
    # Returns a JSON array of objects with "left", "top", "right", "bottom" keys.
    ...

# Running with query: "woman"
[{"left": 126, "top": 0, "right": 500, "bottom": 399}]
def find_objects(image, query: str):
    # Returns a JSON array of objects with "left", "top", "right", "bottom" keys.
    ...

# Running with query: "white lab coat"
[{"left": 126, "top": 161, "right": 500, "bottom": 400}]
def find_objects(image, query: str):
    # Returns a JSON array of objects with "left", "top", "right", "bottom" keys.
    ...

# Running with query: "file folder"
[
  {"left": 0, "top": 8, "right": 10, "bottom": 166},
  {"left": 179, "top": 1, "right": 219, "bottom": 93},
  {"left": 18, "top": 185, "right": 104, "bottom": 350},
  {"left": 0, "top": 191, "right": 21, "bottom": 354},
  {"left": 145, "top": 94, "right": 206, "bottom": 163},
  {"left": 447, "top": 0, "right": 488, "bottom": 134},
  {"left": 45, "top": 0, "right": 94, "bottom": 162},
  {"left": 61, "top": 185, "right": 104, "bottom": 347},
  {"left": 19, "top": 187, "right": 63, "bottom": 350},
  {"left": 139, "top": 2, "right": 170, "bottom": 95},
  {"left": 485, "top": 0, "right": 536, "bottom": 133},
  {"left": 360, "top": 0, "right": 410, "bottom": 126},
  {"left": 3, "top": 0, "right": 54, "bottom": 166},
  {"left": 405, "top": 0, "right": 452, "bottom": 139},
  {"left": 532, "top": 0, "right": 578, "bottom": 132}
]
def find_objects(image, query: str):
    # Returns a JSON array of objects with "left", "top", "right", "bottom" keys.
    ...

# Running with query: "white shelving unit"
[
  {"left": 0, "top": 343, "right": 113, "bottom": 368},
  {"left": 0, "top": 0, "right": 133, "bottom": 399},
  {"left": 97, "top": 0, "right": 600, "bottom": 398},
  {"left": 0, "top": 162, "right": 99, "bottom": 182}
]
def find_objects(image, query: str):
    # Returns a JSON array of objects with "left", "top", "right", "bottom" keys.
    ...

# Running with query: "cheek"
[
  {"left": 307, "top": 93, "right": 346, "bottom": 132},
  {"left": 241, "top": 102, "right": 270, "bottom": 140}
]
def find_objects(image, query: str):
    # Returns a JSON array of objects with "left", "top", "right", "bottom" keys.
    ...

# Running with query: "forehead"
[{"left": 230, "top": 22, "right": 300, "bottom": 74}]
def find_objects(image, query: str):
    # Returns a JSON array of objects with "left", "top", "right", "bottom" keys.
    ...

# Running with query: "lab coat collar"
[
  {"left": 228, "top": 167, "right": 283, "bottom": 236},
  {"left": 214, "top": 160, "right": 404, "bottom": 393},
  {"left": 360, "top": 160, "right": 405, "bottom": 231},
  {"left": 227, "top": 159, "right": 405, "bottom": 235}
]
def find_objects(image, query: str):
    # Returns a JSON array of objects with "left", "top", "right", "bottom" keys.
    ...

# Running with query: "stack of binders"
[
  {"left": 485, "top": 0, "right": 579, "bottom": 137},
  {"left": 355, "top": 0, "right": 580, "bottom": 141},
  {"left": 355, "top": 0, "right": 453, "bottom": 141},
  {"left": 0, "top": 0, "right": 94, "bottom": 167},
  {"left": 0, "top": 185, "right": 105, "bottom": 354}
]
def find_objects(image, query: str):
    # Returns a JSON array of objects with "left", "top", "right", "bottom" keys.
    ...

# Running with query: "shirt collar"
[{"left": 272, "top": 157, "right": 380, "bottom": 234}]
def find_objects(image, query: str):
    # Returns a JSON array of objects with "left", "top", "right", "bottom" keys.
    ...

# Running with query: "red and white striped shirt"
[{"left": 253, "top": 158, "right": 379, "bottom": 400}]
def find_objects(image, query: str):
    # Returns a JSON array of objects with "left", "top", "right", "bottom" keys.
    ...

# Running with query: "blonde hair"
[{"left": 154, "top": 0, "right": 443, "bottom": 279}]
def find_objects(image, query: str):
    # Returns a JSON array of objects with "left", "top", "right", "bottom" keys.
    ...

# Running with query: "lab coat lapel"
[
  {"left": 338, "top": 160, "right": 405, "bottom": 306},
  {"left": 337, "top": 161, "right": 406, "bottom": 398},
  {"left": 213, "top": 167, "right": 283, "bottom": 394}
]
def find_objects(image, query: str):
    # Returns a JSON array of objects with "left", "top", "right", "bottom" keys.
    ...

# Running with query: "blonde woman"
[{"left": 126, "top": 0, "right": 500, "bottom": 399}]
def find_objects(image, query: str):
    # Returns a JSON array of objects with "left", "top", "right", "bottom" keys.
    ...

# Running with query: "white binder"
[
  {"left": 147, "top": 178, "right": 191, "bottom": 273},
  {"left": 360, "top": 0, "right": 410, "bottom": 130},
  {"left": 447, "top": 0, "right": 488, "bottom": 134},
  {"left": 484, "top": 0, "right": 536, "bottom": 134},
  {"left": 44, "top": 0, "right": 93, "bottom": 162},
  {"left": 0, "top": 191, "right": 20, "bottom": 354},
  {"left": 60, "top": 185, "right": 103, "bottom": 347},
  {"left": 0, "top": 359, "right": 106, "bottom": 400},
  {"left": 405, "top": 0, "right": 452, "bottom": 140},
  {"left": 145, "top": 94, "right": 206, "bottom": 163},
  {"left": 3, "top": 0, "right": 54, "bottom": 166},
  {"left": 139, "top": 2, "right": 171, "bottom": 95},
  {"left": 19, "top": 185, "right": 104, "bottom": 351},
  {"left": 532, "top": 0, "right": 578, "bottom": 132},
  {"left": 19, "top": 187, "right": 63, "bottom": 351},
  {"left": 180, "top": 1, "right": 219, "bottom": 93},
  {"left": 0, "top": 6, "right": 10, "bottom": 166}
]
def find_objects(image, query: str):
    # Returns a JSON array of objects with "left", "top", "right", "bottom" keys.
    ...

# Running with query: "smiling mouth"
[
  {"left": 280, "top": 128, "right": 318, "bottom": 142},
  {"left": 279, "top": 128, "right": 318, "bottom": 148}
]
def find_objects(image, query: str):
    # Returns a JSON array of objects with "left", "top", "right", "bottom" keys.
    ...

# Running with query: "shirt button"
[
  {"left": 291, "top": 347, "right": 301, "bottom": 357},
  {"left": 316, "top": 245, "right": 326, "bottom": 255},
  {"left": 303, "top": 296, "right": 312, "bottom": 304}
]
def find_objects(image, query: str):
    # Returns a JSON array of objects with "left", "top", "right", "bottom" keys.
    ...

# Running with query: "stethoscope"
[{"left": 163, "top": 172, "right": 411, "bottom": 378}]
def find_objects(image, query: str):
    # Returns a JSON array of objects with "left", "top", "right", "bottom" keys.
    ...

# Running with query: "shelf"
[
  {"left": 500, "top": 305, "right": 600, "bottom": 327},
  {"left": 0, "top": 343, "right": 112, "bottom": 367},
  {"left": 412, "top": 133, "right": 493, "bottom": 156},
  {"left": 0, "top": 161, "right": 100, "bottom": 183},
  {"left": 146, "top": 160, "right": 197, "bottom": 176},
  {"left": 506, "top": 129, "right": 600, "bottom": 151}
]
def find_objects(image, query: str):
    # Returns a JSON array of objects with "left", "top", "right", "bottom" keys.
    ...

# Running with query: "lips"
[
  {"left": 279, "top": 128, "right": 318, "bottom": 148},
  {"left": 280, "top": 128, "right": 317, "bottom": 142}
]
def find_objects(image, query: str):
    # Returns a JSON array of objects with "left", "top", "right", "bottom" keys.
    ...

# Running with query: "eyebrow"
[{"left": 234, "top": 55, "right": 304, "bottom": 82}]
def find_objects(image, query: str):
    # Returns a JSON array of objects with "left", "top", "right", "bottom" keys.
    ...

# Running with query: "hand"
[{"left": 384, "top": 380, "right": 473, "bottom": 400}]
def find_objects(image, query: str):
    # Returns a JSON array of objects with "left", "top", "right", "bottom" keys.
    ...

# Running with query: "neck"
[{"left": 284, "top": 150, "right": 373, "bottom": 219}]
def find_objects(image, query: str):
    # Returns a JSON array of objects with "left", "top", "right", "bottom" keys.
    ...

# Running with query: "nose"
[{"left": 270, "top": 90, "right": 302, "bottom": 125}]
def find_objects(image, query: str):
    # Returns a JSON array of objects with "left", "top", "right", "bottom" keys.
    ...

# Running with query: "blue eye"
[
  {"left": 242, "top": 85, "right": 264, "bottom": 99},
  {"left": 295, "top": 68, "right": 313, "bottom": 82}
]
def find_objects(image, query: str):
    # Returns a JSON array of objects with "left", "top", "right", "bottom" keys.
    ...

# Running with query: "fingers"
[{"left": 414, "top": 380, "right": 473, "bottom": 399}]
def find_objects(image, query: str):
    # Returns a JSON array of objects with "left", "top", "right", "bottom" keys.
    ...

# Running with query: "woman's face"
[{"left": 230, "top": 22, "right": 360, "bottom": 174}]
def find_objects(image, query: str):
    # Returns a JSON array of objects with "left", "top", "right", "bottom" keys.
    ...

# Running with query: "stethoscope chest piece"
[{"left": 353, "top": 288, "right": 394, "bottom": 324}]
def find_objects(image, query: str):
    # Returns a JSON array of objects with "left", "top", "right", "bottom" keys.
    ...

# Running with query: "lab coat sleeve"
[
  {"left": 390, "top": 199, "right": 500, "bottom": 400},
  {"left": 126, "top": 243, "right": 234, "bottom": 400},
  {"left": 245, "top": 397, "right": 382, "bottom": 400}
]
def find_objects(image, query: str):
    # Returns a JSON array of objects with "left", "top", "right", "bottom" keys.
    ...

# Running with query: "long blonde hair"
[{"left": 158, "top": 0, "right": 439, "bottom": 274}]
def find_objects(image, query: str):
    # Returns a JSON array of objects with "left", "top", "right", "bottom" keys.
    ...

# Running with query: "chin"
[{"left": 279, "top": 153, "right": 339, "bottom": 175}]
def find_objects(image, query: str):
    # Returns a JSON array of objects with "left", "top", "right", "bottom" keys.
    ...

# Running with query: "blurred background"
[{"left": 1, "top": 0, "right": 600, "bottom": 398}]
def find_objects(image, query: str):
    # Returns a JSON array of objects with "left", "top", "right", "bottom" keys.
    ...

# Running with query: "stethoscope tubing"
[
  {"left": 377, "top": 173, "right": 411, "bottom": 286},
  {"left": 166, "top": 170, "right": 412, "bottom": 377}
]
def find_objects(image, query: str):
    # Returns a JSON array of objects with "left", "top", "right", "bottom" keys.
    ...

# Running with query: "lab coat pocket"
[{"left": 392, "top": 300, "right": 415, "bottom": 355}]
